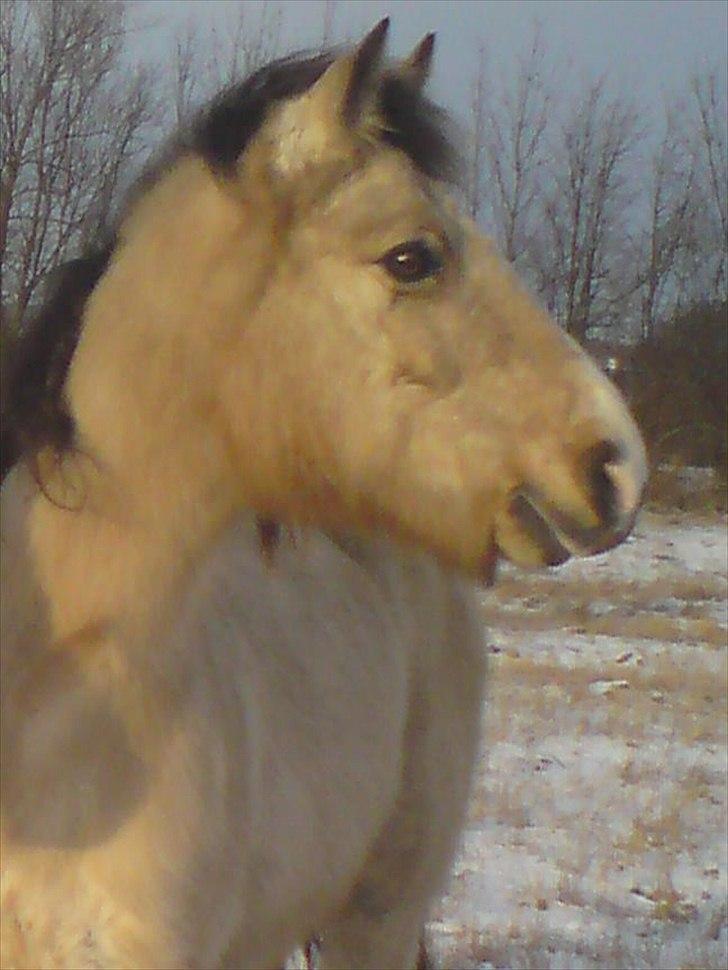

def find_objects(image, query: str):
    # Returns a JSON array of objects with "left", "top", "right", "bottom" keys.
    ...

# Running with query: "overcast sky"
[{"left": 129, "top": 0, "right": 728, "bottom": 128}]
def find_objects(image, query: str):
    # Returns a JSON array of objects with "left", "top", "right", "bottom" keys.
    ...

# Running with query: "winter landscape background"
[{"left": 425, "top": 511, "right": 727, "bottom": 970}]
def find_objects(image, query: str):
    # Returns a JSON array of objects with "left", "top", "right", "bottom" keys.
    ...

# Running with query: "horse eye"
[{"left": 378, "top": 240, "right": 443, "bottom": 284}]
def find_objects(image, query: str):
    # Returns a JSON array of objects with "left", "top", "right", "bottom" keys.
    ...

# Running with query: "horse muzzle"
[{"left": 491, "top": 434, "right": 647, "bottom": 573}]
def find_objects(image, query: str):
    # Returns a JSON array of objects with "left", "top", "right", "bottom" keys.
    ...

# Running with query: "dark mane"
[
  {"left": 1, "top": 243, "right": 115, "bottom": 482},
  {"left": 0, "top": 48, "right": 458, "bottom": 485},
  {"left": 376, "top": 73, "right": 457, "bottom": 182}
]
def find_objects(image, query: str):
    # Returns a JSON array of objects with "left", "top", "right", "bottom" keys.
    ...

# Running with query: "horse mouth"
[
  {"left": 505, "top": 487, "right": 634, "bottom": 567},
  {"left": 506, "top": 490, "right": 573, "bottom": 565},
  {"left": 479, "top": 492, "right": 572, "bottom": 583}
]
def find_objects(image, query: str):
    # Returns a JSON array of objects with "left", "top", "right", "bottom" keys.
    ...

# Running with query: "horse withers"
[{"left": 0, "top": 20, "right": 646, "bottom": 970}]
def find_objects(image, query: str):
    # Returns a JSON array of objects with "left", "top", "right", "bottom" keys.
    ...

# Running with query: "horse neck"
[{"left": 10, "top": 438, "right": 245, "bottom": 655}]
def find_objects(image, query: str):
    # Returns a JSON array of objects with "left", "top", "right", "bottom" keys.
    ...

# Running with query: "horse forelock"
[
  {"left": 192, "top": 52, "right": 337, "bottom": 173},
  {"left": 192, "top": 50, "right": 458, "bottom": 183}
]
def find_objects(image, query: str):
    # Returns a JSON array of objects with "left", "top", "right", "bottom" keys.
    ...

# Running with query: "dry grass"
[{"left": 485, "top": 573, "right": 726, "bottom": 647}]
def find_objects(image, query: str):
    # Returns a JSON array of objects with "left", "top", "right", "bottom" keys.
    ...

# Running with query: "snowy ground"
[{"left": 426, "top": 512, "right": 728, "bottom": 970}]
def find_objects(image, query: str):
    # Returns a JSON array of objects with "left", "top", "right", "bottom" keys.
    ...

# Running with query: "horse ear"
[
  {"left": 310, "top": 18, "right": 390, "bottom": 126},
  {"left": 268, "top": 20, "right": 389, "bottom": 177},
  {"left": 399, "top": 33, "right": 435, "bottom": 90}
]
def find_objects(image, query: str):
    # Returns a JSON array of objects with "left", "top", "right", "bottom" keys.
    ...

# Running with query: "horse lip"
[
  {"left": 508, "top": 491, "right": 573, "bottom": 565},
  {"left": 511, "top": 487, "right": 633, "bottom": 560}
]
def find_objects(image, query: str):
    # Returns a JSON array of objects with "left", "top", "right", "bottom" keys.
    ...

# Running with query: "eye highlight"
[{"left": 378, "top": 239, "right": 444, "bottom": 285}]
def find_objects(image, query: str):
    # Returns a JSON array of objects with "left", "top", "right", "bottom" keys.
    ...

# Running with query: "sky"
[{"left": 128, "top": 0, "right": 728, "bottom": 129}]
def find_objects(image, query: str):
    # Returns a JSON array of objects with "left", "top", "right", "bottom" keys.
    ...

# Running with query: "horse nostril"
[{"left": 584, "top": 439, "right": 624, "bottom": 528}]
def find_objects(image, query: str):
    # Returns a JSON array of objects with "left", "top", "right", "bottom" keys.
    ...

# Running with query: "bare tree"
[
  {"left": 466, "top": 43, "right": 488, "bottom": 222},
  {"left": 632, "top": 111, "right": 696, "bottom": 340},
  {"left": 688, "top": 69, "right": 727, "bottom": 302},
  {"left": 321, "top": 0, "right": 337, "bottom": 47},
  {"left": 533, "top": 78, "right": 640, "bottom": 340},
  {"left": 637, "top": 70, "right": 728, "bottom": 324},
  {"left": 170, "top": 2, "right": 283, "bottom": 128},
  {"left": 465, "top": 34, "right": 723, "bottom": 349},
  {"left": 0, "top": 0, "right": 154, "bottom": 328},
  {"left": 467, "top": 30, "right": 552, "bottom": 269}
]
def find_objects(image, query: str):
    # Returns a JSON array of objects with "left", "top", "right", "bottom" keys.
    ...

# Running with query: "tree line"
[
  {"left": 1, "top": 0, "right": 726, "bottom": 479},
  {"left": 467, "top": 28, "right": 726, "bottom": 343}
]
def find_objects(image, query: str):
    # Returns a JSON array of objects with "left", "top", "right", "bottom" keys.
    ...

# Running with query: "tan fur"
[{"left": 0, "top": 34, "right": 646, "bottom": 970}]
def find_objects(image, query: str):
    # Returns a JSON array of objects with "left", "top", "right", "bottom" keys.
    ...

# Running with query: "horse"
[{"left": 0, "top": 20, "right": 647, "bottom": 970}]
